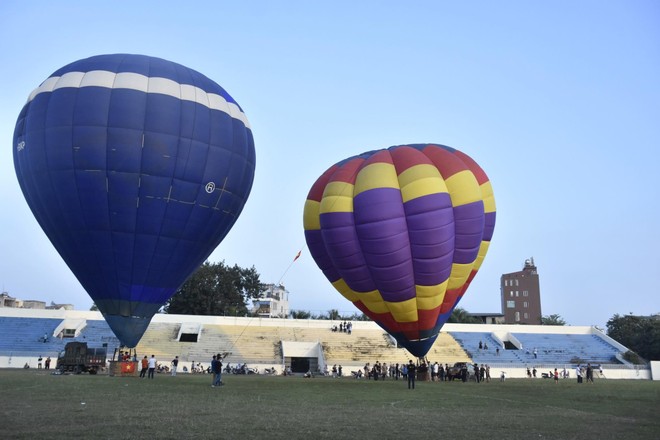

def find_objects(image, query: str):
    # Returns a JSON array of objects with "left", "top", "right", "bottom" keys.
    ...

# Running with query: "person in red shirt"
[{"left": 139, "top": 356, "right": 148, "bottom": 378}]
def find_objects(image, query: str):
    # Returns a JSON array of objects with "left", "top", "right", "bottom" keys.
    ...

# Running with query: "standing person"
[
  {"left": 211, "top": 355, "right": 220, "bottom": 387},
  {"left": 45, "top": 356, "right": 51, "bottom": 370},
  {"left": 216, "top": 353, "right": 223, "bottom": 385},
  {"left": 554, "top": 368, "right": 559, "bottom": 384},
  {"left": 147, "top": 355, "right": 156, "bottom": 379},
  {"left": 38, "top": 356, "right": 43, "bottom": 369},
  {"left": 171, "top": 356, "right": 179, "bottom": 376},
  {"left": 140, "top": 356, "right": 148, "bottom": 378},
  {"left": 575, "top": 364, "right": 583, "bottom": 384},
  {"left": 461, "top": 364, "right": 469, "bottom": 382},
  {"left": 586, "top": 364, "right": 594, "bottom": 383},
  {"left": 407, "top": 360, "right": 417, "bottom": 389}
]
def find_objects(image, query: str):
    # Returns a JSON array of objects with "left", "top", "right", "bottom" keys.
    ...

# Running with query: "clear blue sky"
[{"left": 1, "top": 1, "right": 658, "bottom": 329}]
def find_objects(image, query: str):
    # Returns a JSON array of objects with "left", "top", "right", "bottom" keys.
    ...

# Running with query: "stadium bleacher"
[
  {"left": 0, "top": 316, "right": 121, "bottom": 368},
  {"left": 0, "top": 310, "right": 629, "bottom": 375},
  {"left": 449, "top": 332, "right": 526, "bottom": 364},
  {"left": 449, "top": 331, "right": 622, "bottom": 366},
  {"left": 511, "top": 333, "right": 620, "bottom": 365},
  {"left": 0, "top": 317, "right": 65, "bottom": 356}
]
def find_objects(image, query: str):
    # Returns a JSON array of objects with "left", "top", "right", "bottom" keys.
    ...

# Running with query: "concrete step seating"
[
  {"left": 511, "top": 333, "right": 620, "bottom": 365},
  {"left": 450, "top": 332, "right": 523, "bottom": 364},
  {"left": 0, "top": 317, "right": 68, "bottom": 356}
]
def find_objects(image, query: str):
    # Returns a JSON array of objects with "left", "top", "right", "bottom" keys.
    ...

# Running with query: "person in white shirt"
[{"left": 148, "top": 355, "right": 157, "bottom": 379}]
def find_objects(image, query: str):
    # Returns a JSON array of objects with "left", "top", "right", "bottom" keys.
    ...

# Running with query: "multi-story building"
[
  {"left": 0, "top": 292, "right": 73, "bottom": 310},
  {"left": 500, "top": 258, "right": 542, "bottom": 324},
  {"left": 251, "top": 283, "right": 290, "bottom": 318}
]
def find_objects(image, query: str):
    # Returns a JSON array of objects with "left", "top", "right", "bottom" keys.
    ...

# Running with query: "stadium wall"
[{"left": 651, "top": 361, "right": 660, "bottom": 380}]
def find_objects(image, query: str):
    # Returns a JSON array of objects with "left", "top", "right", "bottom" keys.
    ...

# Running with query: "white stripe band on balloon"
[{"left": 27, "top": 70, "right": 251, "bottom": 129}]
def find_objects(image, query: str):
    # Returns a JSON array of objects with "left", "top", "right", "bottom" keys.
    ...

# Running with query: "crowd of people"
[
  {"left": 330, "top": 321, "right": 353, "bottom": 334},
  {"left": 133, "top": 352, "right": 229, "bottom": 384},
  {"left": 522, "top": 362, "right": 602, "bottom": 383},
  {"left": 333, "top": 359, "right": 495, "bottom": 385},
  {"left": 574, "top": 363, "right": 600, "bottom": 383}
]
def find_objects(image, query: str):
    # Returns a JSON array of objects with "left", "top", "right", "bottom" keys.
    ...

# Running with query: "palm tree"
[
  {"left": 448, "top": 307, "right": 481, "bottom": 324},
  {"left": 290, "top": 310, "right": 312, "bottom": 319},
  {"left": 325, "top": 309, "right": 341, "bottom": 320}
]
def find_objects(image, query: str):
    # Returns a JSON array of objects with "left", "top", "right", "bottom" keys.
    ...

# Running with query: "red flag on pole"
[{"left": 293, "top": 250, "right": 302, "bottom": 262}]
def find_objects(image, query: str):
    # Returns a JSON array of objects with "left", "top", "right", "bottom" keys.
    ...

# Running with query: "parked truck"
[{"left": 56, "top": 342, "right": 107, "bottom": 374}]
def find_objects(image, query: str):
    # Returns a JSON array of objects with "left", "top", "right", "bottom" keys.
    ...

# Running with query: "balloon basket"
[{"left": 109, "top": 361, "right": 138, "bottom": 377}]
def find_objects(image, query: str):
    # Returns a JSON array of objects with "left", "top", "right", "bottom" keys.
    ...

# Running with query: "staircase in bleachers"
[
  {"left": 423, "top": 332, "right": 471, "bottom": 364},
  {"left": 134, "top": 322, "right": 181, "bottom": 361},
  {"left": 450, "top": 332, "right": 525, "bottom": 364},
  {"left": 78, "top": 320, "right": 121, "bottom": 346}
]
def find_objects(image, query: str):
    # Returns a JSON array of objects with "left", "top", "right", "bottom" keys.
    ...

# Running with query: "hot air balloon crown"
[
  {"left": 13, "top": 54, "right": 256, "bottom": 347},
  {"left": 303, "top": 143, "right": 495, "bottom": 358}
]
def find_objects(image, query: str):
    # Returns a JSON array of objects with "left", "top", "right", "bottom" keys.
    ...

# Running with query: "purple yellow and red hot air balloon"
[{"left": 304, "top": 144, "right": 495, "bottom": 358}]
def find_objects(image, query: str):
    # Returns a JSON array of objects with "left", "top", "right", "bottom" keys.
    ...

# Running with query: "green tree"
[
  {"left": 347, "top": 312, "right": 371, "bottom": 322},
  {"left": 322, "top": 309, "right": 341, "bottom": 320},
  {"left": 541, "top": 314, "right": 566, "bottom": 325},
  {"left": 290, "top": 310, "right": 312, "bottom": 319},
  {"left": 606, "top": 314, "right": 660, "bottom": 361},
  {"left": 447, "top": 307, "right": 481, "bottom": 324},
  {"left": 164, "top": 261, "right": 262, "bottom": 316}
]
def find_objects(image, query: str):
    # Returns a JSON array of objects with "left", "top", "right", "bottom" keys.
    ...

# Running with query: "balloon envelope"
[
  {"left": 303, "top": 144, "right": 495, "bottom": 357},
  {"left": 13, "top": 54, "right": 256, "bottom": 347}
]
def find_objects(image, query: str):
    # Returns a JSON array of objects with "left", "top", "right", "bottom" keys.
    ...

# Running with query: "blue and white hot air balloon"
[{"left": 13, "top": 54, "right": 256, "bottom": 347}]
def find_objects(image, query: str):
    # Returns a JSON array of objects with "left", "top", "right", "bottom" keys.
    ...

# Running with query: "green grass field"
[{"left": 1, "top": 369, "right": 658, "bottom": 440}]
